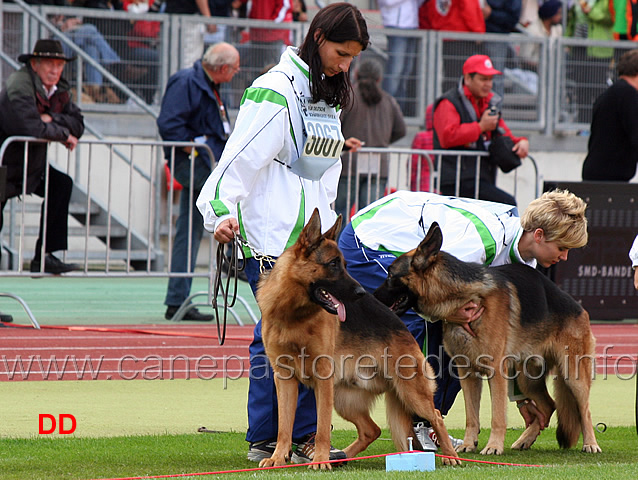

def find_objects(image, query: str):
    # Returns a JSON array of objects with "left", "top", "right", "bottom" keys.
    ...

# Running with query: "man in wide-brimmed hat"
[{"left": 0, "top": 38, "right": 84, "bottom": 275}]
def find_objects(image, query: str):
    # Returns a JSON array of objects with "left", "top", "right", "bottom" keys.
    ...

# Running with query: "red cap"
[{"left": 462, "top": 55, "right": 502, "bottom": 76}]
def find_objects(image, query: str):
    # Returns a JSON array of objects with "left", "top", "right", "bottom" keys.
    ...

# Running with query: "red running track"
[{"left": 0, "top": 323, "right": 636, "bottom": 382}]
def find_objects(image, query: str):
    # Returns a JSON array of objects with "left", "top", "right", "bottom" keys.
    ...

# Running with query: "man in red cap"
[{"left": 432, "top": 54, "right": 529, "bottom": 205}]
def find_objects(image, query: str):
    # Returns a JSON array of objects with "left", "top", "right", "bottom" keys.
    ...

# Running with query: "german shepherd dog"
[
  {"left": 256, "top": 210, "right": 462, "bottom": 469},
  {"left": 374, "top": 222, "right": 601, "bottom": 455}
]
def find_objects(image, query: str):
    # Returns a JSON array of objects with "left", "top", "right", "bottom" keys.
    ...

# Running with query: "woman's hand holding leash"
[{"left": 215, "top": 218, "right": 239, "bottom": 244}]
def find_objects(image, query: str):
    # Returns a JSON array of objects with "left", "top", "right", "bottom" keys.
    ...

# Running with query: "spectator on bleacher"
[
  {"left": 0, "top": 39, "right": 84, "bottom": 274},
  {"left": 165, "top": 0, "right": 217, "bottom": 68},
  {"left": 336, "top": 58, "right": 406, "bottom": 220},
  {"left": 203, "top": 1, "right": 238, "bottom": 46},
  {"left": 433, "top": 54, "right": 529, "bottom": 205},
  {"left": 377, "top": 0, "right": 422, "bottom": 117},
  {"left": 54, "top": 14, "right": 123, "bottom": 103},
  {"left": 157, "top": 42, "right": 240, "bottom": 322},
  {"left": 410, "top": 103, "right": 434, "bottom": 192},
  {"left": 582, "top": 49, "right": 638, "bottom": 181},
  {"left": 519, "top": 0, "right": 540, "bottom": 28},
  {"left": 519, "top": 0, "right": 564, "bottom": 70},
  {"left": 483, "top": 1, "right": 523, "bottom": 104},
  {"left": 240, "top": 0, "right": 293, "bottom": 68},
  {"left": 566, "top": 0, "right": 615, "bottom": 124},
  {"left": 292, "top": 0, "right": 307, "bottom": 22},
  {"left": 610, "top": 0, "right": 629, "bottom": 39},
  {"left": 419, "top": 0, "right": 487, "bottom": 93},
  {"left": 122, "top": 0, "right": 161, "bottom": 104}
]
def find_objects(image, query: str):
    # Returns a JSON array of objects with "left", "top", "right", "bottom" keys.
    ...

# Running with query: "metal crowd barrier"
[
  {"left": 0, "top": 136, "right": 258, "bottom": 328},
  {"left": 338, "top": 147, "right": 540, "bottom": 219}
]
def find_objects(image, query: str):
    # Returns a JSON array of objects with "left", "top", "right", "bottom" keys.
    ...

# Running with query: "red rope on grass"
[
  {"left": 86, "top": 450, "right": 544, "bottom": 480},
  {"left": 4, "top": 323, "right": 250, "bottom": 342}
]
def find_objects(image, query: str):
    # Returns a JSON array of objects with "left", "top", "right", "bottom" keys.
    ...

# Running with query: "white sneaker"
[
  {"left": 413, "top": 422, "right": 438, "bottom": 452},
  {"left": 414, "top": 423, "right": 464, "bottom": 450}
]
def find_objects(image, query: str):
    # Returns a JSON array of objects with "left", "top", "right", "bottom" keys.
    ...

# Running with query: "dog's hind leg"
[
  {"left": 334, "top": 386, "right": 380, "bottom": 457},
  {"left": 391, "top": 377, "right": 462, "bottom": 466}
]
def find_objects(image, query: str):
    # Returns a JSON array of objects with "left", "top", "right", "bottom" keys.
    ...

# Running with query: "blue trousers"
[
  {"left": 164, "top": 153, "right": 210, "bottom": 307},
  {"left": 337, "top": 223, "right": 461, "bottom": 416},
  {"left": 244, "top": 257, "right": 318, "bottom": 443}
]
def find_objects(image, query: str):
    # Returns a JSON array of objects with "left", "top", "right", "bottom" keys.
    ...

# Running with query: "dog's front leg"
[
  {"left": 259, "top": 375, "right": 298, "bottom": 468},
  {"left": 312, "top": 376, "right": 334, "bottom": 470}
]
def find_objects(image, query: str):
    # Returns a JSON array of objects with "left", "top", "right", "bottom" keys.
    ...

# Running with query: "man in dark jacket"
[
  {"left": 433, "top": 54, "right": 528, "bottom": 205},
  {"left": 0, "top": 39, "right": 84, "bottom": 274},
  {"left": 157, "top": 42, "right": 239, "bottom": 321},
  {"left": 582, "top": 48, "right": 638, "bottom": 181}
]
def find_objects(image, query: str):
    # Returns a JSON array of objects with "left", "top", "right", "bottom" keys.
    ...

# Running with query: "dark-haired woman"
[{"left": 197, "top": 2, "right": 369, "bottom": 464}]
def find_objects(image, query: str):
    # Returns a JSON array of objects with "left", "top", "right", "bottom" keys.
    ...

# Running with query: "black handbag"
[{"left": 488, "top": 130, "right": 522, "bottom": 173}]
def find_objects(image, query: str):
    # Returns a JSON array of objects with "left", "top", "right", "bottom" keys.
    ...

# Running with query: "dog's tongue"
[{"left": 336, "top": 302, "right": 346, "bottom": 322}]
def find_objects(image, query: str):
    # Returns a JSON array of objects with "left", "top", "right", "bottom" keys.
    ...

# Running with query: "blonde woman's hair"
[{"left": 521, "top": 189, "right": 588, "bottom": 248}]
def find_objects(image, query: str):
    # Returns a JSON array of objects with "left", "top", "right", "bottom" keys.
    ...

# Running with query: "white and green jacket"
[
  {"left": 350, "top": 190, "right": 534, "bottom": 268},
  {"left": 196, "top": 47, "right": 341, "bottom": 257}
]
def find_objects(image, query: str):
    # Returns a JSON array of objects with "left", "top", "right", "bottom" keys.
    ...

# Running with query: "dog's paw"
[
  {"left": 511, "top": 435, "right": 538, "bottom": 450},
  {"left": 259, "top": 456, "right": 286, "bottom": 468},
  {"left": 479, "top": 445, "right": 504, "bottom": 455},
  {"left": 582, "top": 444, "right": 602, "bottom": 453},
  {"left": 455, "top": 443, "right": 477, "bottom": 453},
  {"left": 441, "top": 455, "right": 463, "bottom": 467},
  {"left": 308, "top": 458, "right": 332, "bottom": 470}
]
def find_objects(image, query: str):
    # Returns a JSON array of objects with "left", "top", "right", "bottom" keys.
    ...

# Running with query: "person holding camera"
[{"left": 432, "top": 54, "right": 529, "bottom": 206}]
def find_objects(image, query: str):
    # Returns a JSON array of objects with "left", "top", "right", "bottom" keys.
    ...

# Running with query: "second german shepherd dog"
[
  {"left": 256, "top": 210, "right": 461, "bottom": 469},
  {"left": 374, "top": 222, "right": 601, "bottom": 455}
]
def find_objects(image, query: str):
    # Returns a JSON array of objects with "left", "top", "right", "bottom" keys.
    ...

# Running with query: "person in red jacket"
[{"left": 433, "top": 54, "right": 529, "bottom": 205}]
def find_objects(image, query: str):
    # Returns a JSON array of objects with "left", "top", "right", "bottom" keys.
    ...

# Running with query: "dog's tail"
[{"left": 554, "top": 375, "right": 582, "bottom": 448}]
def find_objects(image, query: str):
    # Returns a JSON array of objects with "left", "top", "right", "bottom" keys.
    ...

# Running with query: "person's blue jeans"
[
  {"left": 243, "top": 257, "right": 318, "bottom": 443},
  {"left": 337, "top": 223, "right": 461, "bottom": 416},
  {"left": 382, "top": 33, "right": 418, "bottom": 114},
  {"left": 164, "top": 153, "right": 211, "bottom": 307},
  {"left": 65, "top": 24, "right": 120, "bottom": 86}
]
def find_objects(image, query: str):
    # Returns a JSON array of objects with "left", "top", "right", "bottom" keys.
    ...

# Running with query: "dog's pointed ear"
[
  {"left": 412, "top": 222, "right": 443, "bottom": 272},
  {"left": 297, "top": 208, "right": 323, "bottom": 255},
  {"left": 322, "top": 214, "right": 342, "bottom": 242}
]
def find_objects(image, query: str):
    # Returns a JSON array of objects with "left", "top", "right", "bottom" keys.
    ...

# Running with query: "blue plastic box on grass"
[{"left": 385, "top": 451, "right": 435, "bottom": 472}]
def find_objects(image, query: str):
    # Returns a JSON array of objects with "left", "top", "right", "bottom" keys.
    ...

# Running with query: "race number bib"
[{"left": 290, "top": 97, "right": 345, "bottom": 181}]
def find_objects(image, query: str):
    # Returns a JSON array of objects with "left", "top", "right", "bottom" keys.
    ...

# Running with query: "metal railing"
[
  {"left": 0, "top": 136, "right": 258, "bottom": 328},
  {"left": 338, "top": 147, "right": 539, "bottom": 219}
]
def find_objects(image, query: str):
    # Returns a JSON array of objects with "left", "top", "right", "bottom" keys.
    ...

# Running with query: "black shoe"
[
  {"left": 0, "top": 312, "right": 13, "bottom": 323},
  {"left": 247, "top": 439, "right": 278, "bottom": 462},
  {"left": 30, "top": 254, "right": 78, "bottom": 274},
  {"left": 165, "top": 306, "right": 215, "bottom": 321}
]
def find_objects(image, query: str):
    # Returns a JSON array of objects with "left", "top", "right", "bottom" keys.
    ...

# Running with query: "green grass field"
[{"left": 1, "top": 375, "right": 636, "bottom": 480}]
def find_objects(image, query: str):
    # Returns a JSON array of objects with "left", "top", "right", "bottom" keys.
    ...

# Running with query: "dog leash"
[
  {"left": 212, "top": 232, "right": 245, "bottom": 345},
  {"left": 212, "top": 233, "right": 275, "bottom": 345}
]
